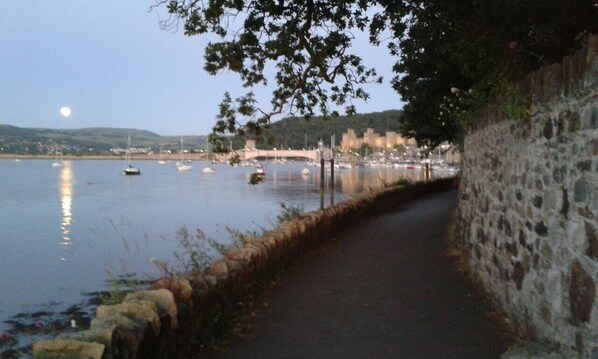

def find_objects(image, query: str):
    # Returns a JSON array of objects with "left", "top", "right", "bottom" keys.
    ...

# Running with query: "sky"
[{"left": 0, "top": 2, "right": 403, "bottom": 136}]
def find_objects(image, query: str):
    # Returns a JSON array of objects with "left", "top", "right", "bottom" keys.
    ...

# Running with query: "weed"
[
  {"left": 275, "top": 202, "right": 304, "bottom": 224},
  {"left": 392, "top": 178, "right": 412, "bottom": 187},
  {"left": 98, "top": 271, "right": 141, "bottom": 305},
  {"left": 152, "top": 226, "right": 246, "bottom": 277},
  {"left": 173, "top": 227, "right": 215, "bottom": 274}
]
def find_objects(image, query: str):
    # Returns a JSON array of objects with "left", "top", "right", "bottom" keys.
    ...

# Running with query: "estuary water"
[{"left": 0, "top": 158, "right": 432, "bottom": 337}]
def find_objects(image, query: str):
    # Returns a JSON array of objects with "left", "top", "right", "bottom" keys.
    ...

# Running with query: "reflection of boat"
[
  {"left": 431, "top": 163, "right": 460, "bottom": 173},
  {"left": 123, "top": 135, "right": 141, "bottom": 175},
  {"left": 176, "top": 137, "right": 192, "bottom": 172},
  {"left": 334, "top": 162, "right": 352, "bottom": 169}
]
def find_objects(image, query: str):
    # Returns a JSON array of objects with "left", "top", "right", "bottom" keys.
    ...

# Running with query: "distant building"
[
  {"left": 340, "top": 128, "right": 416, "bottom": 151},
  {"left": 244, "top": 140, "right": 257, "bottom": 151}
]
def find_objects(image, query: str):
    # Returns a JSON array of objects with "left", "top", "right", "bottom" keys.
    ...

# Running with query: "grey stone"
[
  {"left": 586, "top": 222, "right": 598, "bottom": 259},
  {"left": 569, "top": 260, "right": 596, "bottom": 324},
  {"left": 574, "top": 177, "right": 588, "bottom": 202}
]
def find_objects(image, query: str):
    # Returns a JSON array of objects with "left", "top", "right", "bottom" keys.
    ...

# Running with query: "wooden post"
[
  {"left": 330, "top": 158, "right": 335, "bottom": 189},
  {"left": 320, "top": 158, "right": 325, "bottom": 188}
]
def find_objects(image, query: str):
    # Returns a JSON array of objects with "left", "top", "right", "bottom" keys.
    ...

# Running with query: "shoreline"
[{"left": 1, "top": 153, "right": 214, "bottom": 161}]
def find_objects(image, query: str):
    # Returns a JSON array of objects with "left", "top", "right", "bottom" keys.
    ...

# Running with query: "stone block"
[
  {"left": 586, "top": 221, "right": 598, "bottom": 259},
  {"left": 562, "top": 53, "right": 579, "bottom": 97},
  {"left": 585, "top": 138, "right": 598, "bottom": 156},
  {"left": 96, "top": 301, "right": 160, "bottom": 336},
  {"left": 542, "top": 63, "right": 563, "bottom": 102},
  {"left": 226, "top": 247, "right": 252, "bottom": 262},
  {"left": 583, "top": 34, "right": 598, "bottom": 89},
  {"left": 153, "top": 277, "right": 193, "bottom": 303},
  {"left": 529, "top": 68, "right": 545, "bottom": 105},
  {"left": 90, "top": 317, "right": 140, "bottom": 359},
  {"left": 125, "top": 289, "right": 178, "bottom": 329},
  {"left": 225, "top": 259, "right": 243, "bottom": 274},
  {"left": 204, "top": 274, "right": 218, "bottom": 288},
  {"left": 58, "top": 327, "right": 116, "bottom": 355},
  {"left": 206, "top": 260, "right": 229, "bottom": 277},
  {"left": 242, "top": 243, "right": 261, "bottom": 261},
  {"left": 33, "top": 339, "right": 105, "bottom": 359},
  {"left": 188, "top": 273, "right": 209, "bottom": 292},
  {"left": 569, "top": 260, "right": 596, "bottom": 323},
  {"left": 574, "top": 177, "right": 589, "bottom": 202}
]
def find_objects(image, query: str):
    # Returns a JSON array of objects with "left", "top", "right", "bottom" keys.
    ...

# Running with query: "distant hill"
[
  {"left": 0, "top": 125, "right": 207, "bottom": 154},
  {"left": 232, "top": 109, "right": 404, "bottom": 149},
  {"left": 0, "top": 110, "right": 403, "bottom": 154}
]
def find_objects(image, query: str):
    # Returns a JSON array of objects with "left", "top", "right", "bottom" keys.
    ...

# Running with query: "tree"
[
  {"left": 152, "top": 0, "right": 598, "bottom": 149},
  {"left": 385, "top": 0, "right": 598, "bottom": 147},
  {"left": 152, "top": 0, "right": 383, "bottom": 151}
]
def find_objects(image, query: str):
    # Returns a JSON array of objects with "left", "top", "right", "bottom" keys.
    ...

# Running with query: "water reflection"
[
  {"left": 60, "top": 161, "right": 73, "bottom": 246},
  {"left": 335, "top": 167, "right": 426, "bottom": 194}
]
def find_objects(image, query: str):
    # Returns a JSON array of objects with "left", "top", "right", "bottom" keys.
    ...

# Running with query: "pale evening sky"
[{"left": 0, "top": 1, "right": 402, "bottom": 136}]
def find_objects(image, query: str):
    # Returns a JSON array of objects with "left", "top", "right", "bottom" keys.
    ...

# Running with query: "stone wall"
[
  {"left": 458, "top": 35, "right": 598, "bottom": 357},
  {"left": 33, "top": 178, "right": 455, "bottom": 359}
]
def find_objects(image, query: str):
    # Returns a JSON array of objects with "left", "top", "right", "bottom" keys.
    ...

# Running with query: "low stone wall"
[
  {"left": 458, "top": 35, "right": 598, "bottom": 357},
  {"left": 33, "top": 178, "right": 455, "bottom": 359}
]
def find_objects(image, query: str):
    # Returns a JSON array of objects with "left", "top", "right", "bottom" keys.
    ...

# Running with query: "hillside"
[
  {"left": 0, "top": 110, "right": 403, "bottom": 154},
  {"left": 0, "top": 125, "right": 207, "bottom": 154},
  {"left": 232, "top": 109, "right": 404, "bottom": 149}
]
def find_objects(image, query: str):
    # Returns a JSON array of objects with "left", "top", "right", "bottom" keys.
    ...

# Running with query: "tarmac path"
[{"left": 213, "top": 189, "right": 510, "bottom": 359}]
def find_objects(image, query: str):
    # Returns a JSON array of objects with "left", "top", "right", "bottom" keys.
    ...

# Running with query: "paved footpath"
[{"left": 213, "top": 189, "right": 510, "bottom": 359}]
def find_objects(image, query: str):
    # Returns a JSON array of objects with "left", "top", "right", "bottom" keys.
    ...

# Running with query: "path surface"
[{"left": 213, "top": 189, "right": 509, "bottom": 359}]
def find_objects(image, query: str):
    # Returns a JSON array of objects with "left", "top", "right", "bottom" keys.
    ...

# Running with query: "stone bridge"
[{"left": 237, "top": 148, "right": 334, "bottom": 161}]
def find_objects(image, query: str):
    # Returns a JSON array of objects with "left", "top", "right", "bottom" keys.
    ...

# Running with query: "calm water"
[{"left": 0, "top": 158, "right": 431, "bottom": 335}]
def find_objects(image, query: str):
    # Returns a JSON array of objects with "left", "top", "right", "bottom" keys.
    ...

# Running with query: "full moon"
[{"left": 60, "top": 106, "right": 71, "bottom": 118}]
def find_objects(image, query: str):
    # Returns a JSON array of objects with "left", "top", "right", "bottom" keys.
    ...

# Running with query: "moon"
[{"left": 60, "top": 107, "right": 71, "bottom": 118}]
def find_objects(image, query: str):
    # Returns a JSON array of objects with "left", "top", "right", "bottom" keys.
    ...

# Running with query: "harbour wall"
[
  {"left": 457, "top": 35, "right": 598, "bottom": 357},
  {"left": 33, "top": 178, "right": 456, "bottom": 358}
]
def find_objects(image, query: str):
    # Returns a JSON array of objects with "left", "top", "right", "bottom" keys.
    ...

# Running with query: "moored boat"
[{"left": 123, "top": 135, "right": 141, "bottom": 175}]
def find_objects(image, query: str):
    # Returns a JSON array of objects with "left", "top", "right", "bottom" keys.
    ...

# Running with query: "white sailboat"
[
  {"left": 301, "top": 136, "right": 310, "bottom": 175},
  {"left": 202, "top": 141, "right": 215, "bottom": 174},
  {"left": 158, "top": 144, "right": 166, "bottom": 164},
  {"left": 123, "top": 135, "right": 141, "bottom": 175},
  {"left": 176, "top": 137, "right": 192, "bottom": 172},
  {"left": 51, "top": 146, "right": 64, "bottom": 168}
]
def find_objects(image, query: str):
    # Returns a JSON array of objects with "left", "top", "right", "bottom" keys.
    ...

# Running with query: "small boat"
[
  {"left": 301, "top": 168, "right": 310, "bottom": 175},
  {"left": 123, "top": 135, "right": 141, "bottom": 175},
  {"left": 176, "top": 137, "right": 192, "bottom": 172},
  {"left": 158, "top": 145, "right": 166, "bottom": 164},
  {"left": 51, "top": 147, "right": 64, "bottom": 168},
  {"left": 202, "top": 166, "right": 215, "bottom": 174},
  {"left": 124, "top": 164, "right": 141, "bottom": 175},
  {"left": 177, "top": 162, "right": 192, "bottom": 172},
  {"left": 256, "top": 166, "right": 265, "bottom": 176}
]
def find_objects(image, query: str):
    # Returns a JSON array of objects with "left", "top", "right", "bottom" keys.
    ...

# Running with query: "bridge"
[{"left": 237, "top": 148, "right": 334, "bottom": 162}]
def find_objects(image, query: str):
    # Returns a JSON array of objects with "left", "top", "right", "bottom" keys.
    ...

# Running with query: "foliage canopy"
[{"left": 153, "top": 0, "right": 598, "bottom": 149}]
